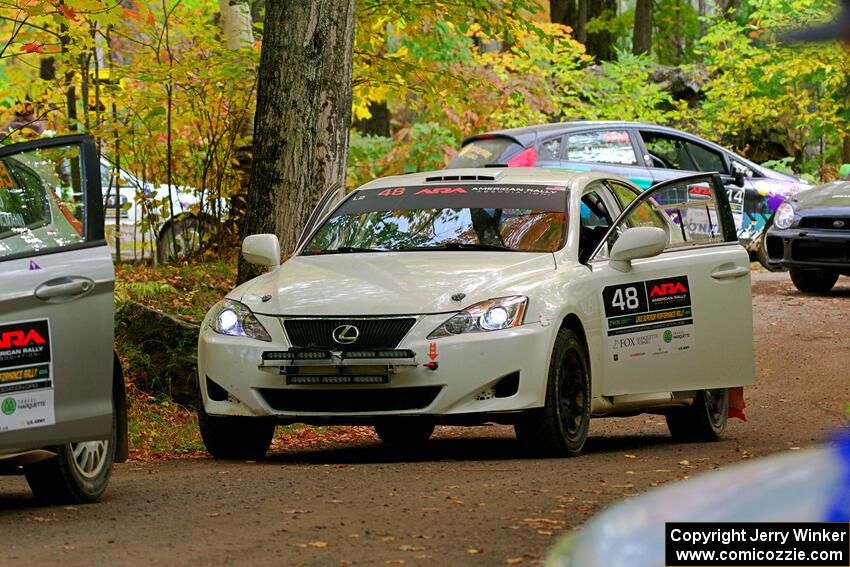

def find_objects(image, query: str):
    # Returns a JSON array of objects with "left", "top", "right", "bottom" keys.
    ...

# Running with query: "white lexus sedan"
[{"left": 197, "top": 168, "right": 755, "bottom": 459}]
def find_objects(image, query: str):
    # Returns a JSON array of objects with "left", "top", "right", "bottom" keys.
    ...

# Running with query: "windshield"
[{"left": 302, "top": 183, "right": 568, "bottom": 254}]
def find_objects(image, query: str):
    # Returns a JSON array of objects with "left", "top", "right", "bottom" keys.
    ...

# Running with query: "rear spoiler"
[{"left": 459, "top": 132, "right": 529, "bottom": 149}]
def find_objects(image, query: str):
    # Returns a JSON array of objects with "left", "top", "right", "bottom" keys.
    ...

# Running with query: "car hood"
[
  {"left": 793, "top": 181, "right": 850, "bottom": 212},
  {"left": 235, "top": 251, "right": 557, "bottom": 316}
]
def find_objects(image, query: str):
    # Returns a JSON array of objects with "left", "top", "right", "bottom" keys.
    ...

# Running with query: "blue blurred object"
[
  {"left": 826, "top": 433, "right": 850, "bottom": 521},
  {"left": 546, "top": 438, "right": 848, "bottom": 567}
]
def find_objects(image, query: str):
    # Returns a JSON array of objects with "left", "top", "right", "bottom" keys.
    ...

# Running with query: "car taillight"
[{"left": 506, "top": 147, "right": 538, "bottom": 167}]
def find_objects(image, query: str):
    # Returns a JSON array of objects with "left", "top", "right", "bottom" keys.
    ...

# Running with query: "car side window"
[
  {"left": 0, "top": 144, "right": 87, "bottom": 259},
  {"left": 608, "top": 181, "right": 642, "bottom": 211},
  {"left": 578, "top": 188, "right": 615, "bottom": 262},
  {"left": 538, "top": 137, "right": 563, "bottom": 161},
  {"left": 641, "top": 131, "right": 728, "bottom": 174},
  {"left": 593, "top": 176, "right": 729, "bottom": 261},
  {"left": 565, "top": 130, "right": 638, "bottom": 166}
]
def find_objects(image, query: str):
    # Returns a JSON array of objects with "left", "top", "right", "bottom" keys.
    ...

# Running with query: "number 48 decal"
[
  {"left": 378, "top": 188, "right": 406, "bottom": 197},
  {"left": 611, "top": 287, "right": 640, "bottom": 311}
]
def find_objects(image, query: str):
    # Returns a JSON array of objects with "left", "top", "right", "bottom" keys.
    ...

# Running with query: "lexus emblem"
[
  {"left": 834, "top": 219, "right": 846, "bottom": 229},
  {"left": 332, "top": 324, "right": 360, "bottom": 345}
]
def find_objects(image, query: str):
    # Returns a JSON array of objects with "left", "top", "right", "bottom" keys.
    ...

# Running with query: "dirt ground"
[{"left": 1, "top": 271, "right": 848, "bottom": 566}]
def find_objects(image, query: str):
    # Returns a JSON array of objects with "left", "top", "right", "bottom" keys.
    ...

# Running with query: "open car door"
[
  {"left": 588, "top": 173, "right": 755, "bottom": 397},
  {"left": 0, "top": 134, "right": 121, "bottom": 502}
]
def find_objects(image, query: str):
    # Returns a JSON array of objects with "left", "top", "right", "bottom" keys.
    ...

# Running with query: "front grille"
[
  {"left": 283, "top": 318, "right": 416, "bottom": 351},
  {"left": 791, "top": 239, "right": 850, "bottom": 263},
  {"left": 799, "top": 217, "right": 850, "bottom": 230},
  {"left": 765, "top": 235, "right": 784, "bottom": 260},
  {"left": 260, "top": 386, "right": 442, "bottom": 413}
]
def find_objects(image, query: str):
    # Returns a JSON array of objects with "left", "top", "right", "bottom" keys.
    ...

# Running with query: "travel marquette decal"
[{"left": 0, "top": 319, "right": 55, "bottom": 432}]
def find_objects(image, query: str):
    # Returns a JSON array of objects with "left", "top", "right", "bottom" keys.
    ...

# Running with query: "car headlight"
[
  {"left": 774, "top": 201, "right": 795, "bottom": 229},
  {"left": 210, "top": 299, "right": 272, "bottom": 341},
  {"left": 428, "top": 296, "right": 528, "bottom": 338}
]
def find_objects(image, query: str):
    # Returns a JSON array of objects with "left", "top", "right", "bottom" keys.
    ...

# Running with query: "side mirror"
[
  {"left": 721, "top": 172, "right": 745, "bottom": 187},
  {"left": 609, "top": 227, "right": 667, "bottom": 272},
  {"left": 242, "top": 234, "right": 281, "bottom": 267}
]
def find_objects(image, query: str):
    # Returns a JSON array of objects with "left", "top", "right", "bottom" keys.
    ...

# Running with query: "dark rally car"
[
  {"left": 764, "top": 181, "right": 850, "bottom": 292},
  {"left": 446, "top": 122, "right": 810, "bottom": 251}
]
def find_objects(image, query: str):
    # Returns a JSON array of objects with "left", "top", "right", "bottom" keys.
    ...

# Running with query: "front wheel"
[
  {"left": 666, "top": 388, "right": 728, "bottom": 442},
  {"left": 374, "top": 417, "right": 435, "bottom": 447},
  {"left": 25, "top": 418, "right": 116, "bottom": 504},
  {"left": 789, "top": 268, "right": 839, "bottom": 293},
  {"left": 198, "top": 405, "right": 275, "bottom": 460},
  {"left": 515, "top": 329, "right": 590, "bottom": 457}
]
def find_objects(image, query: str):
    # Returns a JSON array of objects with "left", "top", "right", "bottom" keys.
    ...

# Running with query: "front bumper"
[
  {"left": 198, "top": 313, "right": 556, "bottom": 419},
  {"left": 764, "top": 227, "right": 850, "bottom": 272}
]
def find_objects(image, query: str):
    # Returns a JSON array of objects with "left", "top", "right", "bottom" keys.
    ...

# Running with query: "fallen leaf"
[
  {"left": 678, "top": 460, "right": 690, "bottom": 466},
  {"left": 506, "top": 558, "right": 524, "bottom": 565},
  {"left": 624, "top": 454, "right": 637, "bottom": 459},
  {"left": 467, "top": 548, "right": 483, "bottom": 554},
  {"left": 308, "top": 541, "right": 328, "bottom": 548}
]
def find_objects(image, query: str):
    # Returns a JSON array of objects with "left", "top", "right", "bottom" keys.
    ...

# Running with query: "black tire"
[
  {"left": 198, "top": 405, "right": 274, "bottom": 460},
  {"left": 666, "top": 389, "right": 728, "bottom": 442},
  {"left": 24, "top": 411, "right": 117, "bottom": 504},
  {"left": 754, "top": 227, "right": 784, "bottom": 272},
  {"left": 374, "top": 417, "right": 435, "bottom": 447},
  {"left": 156, "top": 216, "right": 216, "bottom": 264},
  {"left": 515, "top": 329, "right": 590, "bottom": 457},
  {"left": 789, "top": 268, "right": 839, "bottom": 293}
]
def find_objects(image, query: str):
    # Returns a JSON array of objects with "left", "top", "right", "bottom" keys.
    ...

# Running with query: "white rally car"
[{"left": 197, "top": 168, "right": 755, "bottom": 458}]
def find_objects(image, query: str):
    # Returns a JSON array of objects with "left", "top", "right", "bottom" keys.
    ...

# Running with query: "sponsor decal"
[
  {"left": 28, "top": 260, "right": 41, "bottom": 270},
  {"left": 602, "top": 277, "right": 695, "bottom": 362},
  {"left": 0, "top": 320, "right": 54, "bottom": 432},
  {"left": 2, "top": 397, "right": 15, "bottom": 415},
  {"left": 414, "top": 187, "right": 467, "bottom": 195}
]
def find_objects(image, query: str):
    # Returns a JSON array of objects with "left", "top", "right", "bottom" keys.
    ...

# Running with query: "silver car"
[{"left": 0, "top": 134, "right": 127, "bottom": 503}]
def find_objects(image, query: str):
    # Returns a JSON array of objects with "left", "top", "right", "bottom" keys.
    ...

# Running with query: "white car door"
[
  {"left": 0, "top": 135, "right": 114, "bottom": 450},
  {"left": 589, "top": 174, "right": 755, "bottom": 396}
]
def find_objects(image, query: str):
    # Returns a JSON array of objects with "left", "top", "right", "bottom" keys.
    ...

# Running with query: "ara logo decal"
[
  {"left": 414, "top": 187, "right": 467, "bottom": 195},
  {"left": 0, "top": 329, "right": 46, "bottom": 349},
  {"left": 28, "top": 260, "right": 41, "bottom": 270},
  {"left": 649, "top": 282, "right": 688, "bottom": 297}
]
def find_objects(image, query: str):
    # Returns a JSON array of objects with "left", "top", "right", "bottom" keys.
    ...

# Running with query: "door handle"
[
  {"left": 35, "top": 277, "right": 95, "bottom": 301},
  {"left": 711, "top": 266, "right": 750, "bottom": 280}
]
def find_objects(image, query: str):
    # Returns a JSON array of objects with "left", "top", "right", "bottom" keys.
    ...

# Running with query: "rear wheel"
[
  {"left": 156, "top": 216, "right": 216, "bottom": 264},
  {"left": 198, "top": 405, "right": 274, "bottom": 460},
  {"left": 515, "top": 329, "right": 590, "bottom": 457},
  {"left": 374, "top": 417, "right": 435, "bottom": 447},
  {"left": 25, "top": 413, "right": 116, "bottom": 504},
  {"left": 666, "top": 389, "right": 728, "bottom": 442},
  {"left": 789, "top": 268, "right": 839, "bottom": 293}
]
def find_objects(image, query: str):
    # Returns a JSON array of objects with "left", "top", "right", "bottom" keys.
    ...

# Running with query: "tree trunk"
[
  {"left": 236, "top": 0, "right": 356, "bottom": 284},
  {"left": 576, "top": 0, "right": 588, "bottom": 43},
  {"left": 550, "top": 0, "right": 576, "bottom": 29},
  {"left": 632, "top": 0, "right": 652, "bottom": 55},
  {"left": 585, "top": 0, "right": 616, "bottom": 61},
  {"left": 353, "top": 101, "right": 391, "bottom": 137}
]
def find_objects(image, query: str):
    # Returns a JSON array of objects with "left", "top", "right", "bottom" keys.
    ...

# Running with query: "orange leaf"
[
  {"left": 58, "top": 4, "right": 77, "bottom": 20},
  {"left": 146, "top": 9, "right": 155, "bottom": 25},
  {"left": 123, "top": 8, "right": 142, "bottom": 20},
  {"left": 20, "top": 42, "right": 44, "bottom": 53}
]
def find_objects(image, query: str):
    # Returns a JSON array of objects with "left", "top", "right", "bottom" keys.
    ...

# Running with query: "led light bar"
[
  {"left": 342, "top": 350, "right": 415, "bottom": 359},
  {"left": 286, "top": 375, "right": 389, "bottom": 385},
  {"left": 263, "top": 350, "right": 332, "bottom": 361}
]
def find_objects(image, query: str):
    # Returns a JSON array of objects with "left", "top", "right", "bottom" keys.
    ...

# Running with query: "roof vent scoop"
[{"left": 424, "top": 172, "right": 501, "bottom": 182}]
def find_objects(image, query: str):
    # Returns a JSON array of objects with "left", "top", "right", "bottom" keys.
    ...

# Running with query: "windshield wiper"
[
  {"left": 399, "top": 242, "right": 519, "bottom": 252},
  {"left": 303, "top": 246, "right": 386, "bottom": 255}
]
